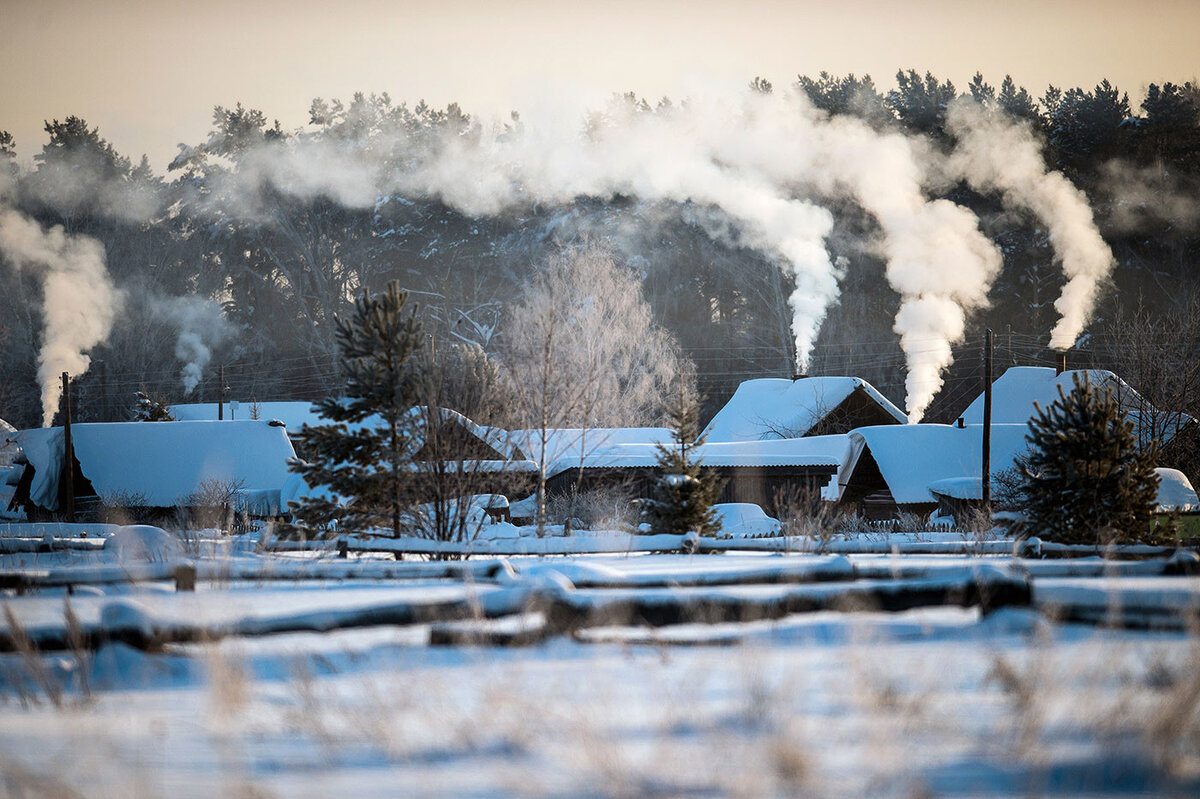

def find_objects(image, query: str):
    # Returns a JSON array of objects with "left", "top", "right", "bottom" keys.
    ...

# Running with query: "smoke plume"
[
  {"left": 689, "top": 93, "right": 1002, "bottom": 420},
  {"left": 24, "top": 87, "right": 1118, "bottom": 420},
  {"left": 151, "top": 296, "right": 236, "bottom": 394},
  {"left": 178, "top": 89, "right": 1015, "bottom": 415},
  {"left": 0, "top": 209, "right": 121, "bottom": 425},
  {"left": 944, "top": 100, "right": 1115, "bottom": 351},
  {"left": 1096, "top": 159, "right": 1200, "bottom": 233}
]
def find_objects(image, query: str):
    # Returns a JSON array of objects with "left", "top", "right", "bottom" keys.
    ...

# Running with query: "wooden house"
[{"left": 703, "top": 376, "right": 907, "bottom": 441}]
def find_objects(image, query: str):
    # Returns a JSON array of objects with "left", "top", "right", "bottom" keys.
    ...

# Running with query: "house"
[
  {"left": 703, "top": 377, "right": 907, "bottom": 442},
  {"left": 510, "top": 427, "right": 674, "bottom": 467},
  {"left": 279, "top": 408, "right": 539, "bottom": 517},
  {"left": 8, "top": 420, "right": 297, "bottom": 521},
  {"left": 540, "top": 434, "right": 845, "bottom": 515},
  {"left": 958, "top": 366, "right": 1196, "bottom": 450},
  {"left": 173, "top": 401, "right": 530, "bottom": 462},
  {"left": 838, "top": 423, "right": 1034, "bottom": 520}
]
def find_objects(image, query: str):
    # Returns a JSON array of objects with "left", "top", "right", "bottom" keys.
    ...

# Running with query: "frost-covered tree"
[
  {"left": 287, "top": 281, "right": 423, "bottom": 538},
  {"left": 499, "top": 243, "right": 684, "bottom": 532},
  {"left": 1020, "top": 374, "right": 1163, "bottom": 545},
  {"left": 642, "top": 379, "right": 722, "bottom": 537}
]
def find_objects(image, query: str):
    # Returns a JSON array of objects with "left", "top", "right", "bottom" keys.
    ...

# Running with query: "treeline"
[{"left": 0, "top": 71, "right": 1198, "bottom": 430}]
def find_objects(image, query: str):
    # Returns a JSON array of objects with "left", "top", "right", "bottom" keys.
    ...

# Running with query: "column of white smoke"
[
  {"left": 151, "top": 296, "right": 236, "bottom": 394},
  {"left": 944, "top": 99, "right": 1115, "bottom": 350},
  {"left": 391, "top": 96, "right": 840, "bottom": 370},
  {"left": 702, "top": 91, "right": 1003, "bottom": 420},
  {"left": 0, "top": 209, "right": 121, "bottom": 425},
  {"left": 184, "top": 97, "right": 842, "bottom": 369}
]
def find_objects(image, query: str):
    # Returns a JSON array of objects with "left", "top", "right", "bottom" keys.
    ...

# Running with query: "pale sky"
[{"left": 3, "top": 0, "right": 1198, "bottom": 172}]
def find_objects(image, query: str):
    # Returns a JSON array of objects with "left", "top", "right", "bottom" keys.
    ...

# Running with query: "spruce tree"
[
  {"left": 287, "top": 281, "right": 423, "bottom": 538},
  {"left": 1021, "top": 373, "right": 1163, "bottom": 545},
  {"left": 643, "top": 383, "right": 723, "bottom": 537},
  {"left": 131, "top": 389, "right": 174, "bottom": 421}
]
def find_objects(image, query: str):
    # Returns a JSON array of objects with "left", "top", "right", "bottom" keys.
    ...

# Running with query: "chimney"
[
  {"left": 1056, "top": 351, "right": 1067, "bottom": 376},
  {"left": 956, "top": 417, "right": 965, "bottom": 429},
  {"left": 791, "top": 373, "right": 807, "bottom": 382}
]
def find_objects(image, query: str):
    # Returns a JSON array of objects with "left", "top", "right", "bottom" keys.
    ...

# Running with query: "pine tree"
[
  {"left": 131, "top": 389, "right": 174, "bottom": 421},
  {"left": 642, "top": 383, "right": 723, "bottom": 537},
  {"left": 1021, "top": 373, "right": 1162, "bottom": 545},
  {"left": 287, "top": 281, "right": 423, "bottom": 538}
]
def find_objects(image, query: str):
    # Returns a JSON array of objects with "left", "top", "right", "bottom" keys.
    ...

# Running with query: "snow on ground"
[
  {"left": 0, "top": 605, "right": 1197, "bottom": 797},
  {"left": 1, "top": 536, "right": 1199, "bottom": 796}
]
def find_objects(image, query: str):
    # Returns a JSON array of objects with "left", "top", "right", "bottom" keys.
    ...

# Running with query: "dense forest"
[{"left": 0, "top": 70, "right": 1197, "bottom": 444}]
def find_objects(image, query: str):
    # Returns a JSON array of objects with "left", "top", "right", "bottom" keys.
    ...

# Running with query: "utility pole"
[
  {"left": 218, "top": 365, "right": 224, "bottom": 420},
  {"left": 982, "top": 329, "right": 993, "bottom": 510},
  {"left": 61, "top": 372, "right": 75, "bottom": 521}
]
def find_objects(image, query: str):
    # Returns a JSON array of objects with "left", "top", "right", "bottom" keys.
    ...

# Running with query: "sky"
[{"left": 2, "top": 0, "right": 1199, "bottom": 172}]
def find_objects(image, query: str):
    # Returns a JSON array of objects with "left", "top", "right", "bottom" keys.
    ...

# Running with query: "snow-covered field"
[{"left": 1, "top": 531, "right": 1198, "bottom": 797}]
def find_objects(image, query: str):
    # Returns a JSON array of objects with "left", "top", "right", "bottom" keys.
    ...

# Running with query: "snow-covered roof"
[
  {"left": 171, "top": 401, "right": 322, "bottom": 429},
  {"left": 545, "top": 434, "right": 847, "bottom": 499},
  {"left": 959, "top": 367, "right": 1194, "bottom": 444},
  {"left": 15, "top": 420, "right": 297, "bottom": 509},
  {"left": 1155, "top": 468, "right": 1199, "bottom": 512},
  {"left": 926, "top": 477, "right": 983, "bottom": 501},
  {"left": 173, "top": 402, "right": 524, "bottom": 460},
  {"left": 511, "top": 427, "right": 674, "bottom": 466},
  {"left": 703, "top": 377, "right": 906, "bottom": 442},
  {"left": 845, "top": 423, "right": 1033, "bottom": 506},
  {"left": 425, "top": 408, "right": 525, "bottom": 461}
]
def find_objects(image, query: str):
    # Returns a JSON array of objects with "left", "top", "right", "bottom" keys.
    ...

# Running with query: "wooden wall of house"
[
  {"left": 806, "top": 388, "right": 904, "bottom": 437},
  {"left": 545, "top": 465, "right": 836, "bottom": 517}
]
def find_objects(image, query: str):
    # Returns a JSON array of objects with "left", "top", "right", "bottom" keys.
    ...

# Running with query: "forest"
[{"left": 0, "top": 70, "right": 1197, "bottom": 437}]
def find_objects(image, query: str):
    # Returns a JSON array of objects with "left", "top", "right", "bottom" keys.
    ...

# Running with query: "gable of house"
[
  {"left": 959, "top": 366, "right": 1194, "bottom": 447},
  {"left": 703, "top": 377, "right": 907, "bottom": 442}
]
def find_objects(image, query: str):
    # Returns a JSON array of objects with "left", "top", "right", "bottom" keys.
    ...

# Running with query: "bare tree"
[
  {"left": 1103, "top": 290, "right": 1200, "bottom": 486},
  {"left": 497, "top": 243, "right": 685, "bottom": 533}
]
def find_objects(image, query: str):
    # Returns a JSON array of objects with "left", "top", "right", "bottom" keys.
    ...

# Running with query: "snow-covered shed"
[
  {"left": 542, "top": 434, "right": 845, "bottom": 513},
  {"left": 10, "top": 420, "right": 296, "bottom": 518},
  {"left": 959, "top": 367, "right": 1195, "bottom": 448},
  {"left": 703, "top": 377, "right": 907, "bottom": 442},
  {"left": 839, "top": 423, "right": 1033, "bottom": 519}
]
